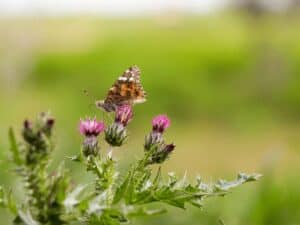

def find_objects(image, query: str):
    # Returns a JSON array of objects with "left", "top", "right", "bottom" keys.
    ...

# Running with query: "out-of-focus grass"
[{"left": 0, "top": 14, "right": 300, "bottom": 225}]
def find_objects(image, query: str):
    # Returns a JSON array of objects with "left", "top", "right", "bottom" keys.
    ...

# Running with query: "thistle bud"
[
  {"left": 144, "top": 115, "right": 175, "bottom": 165},
  {"left": 43, "top": 118, "right": 55, "bottom": 136},
  {"left": 105, "top": 123, "right": 127, "bottom": 147},
  {"left": 22, "top": 119, "right": 36, "bottom": 145},
  {"left": 22, "top": 113, "right": 56, "bottom": 165},
  {"left": 148, "top": 143, "right": 176, "bottom": 164},
  {"left": 37, "top": 112, "right": 55, "bottom": 137},
  {"left": 46, "top": 118, "right": 55, "bottom": 129},
  {"left": 104, "top": 105, "right": 133, "bottom": 147},
  {"left": 24, "top": 120, "right": 32, "bottom": 130}
]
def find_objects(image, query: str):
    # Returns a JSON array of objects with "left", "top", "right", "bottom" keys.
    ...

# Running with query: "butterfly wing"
[{"left": 104, "top": 65, "right": 146, "bottom": 108}]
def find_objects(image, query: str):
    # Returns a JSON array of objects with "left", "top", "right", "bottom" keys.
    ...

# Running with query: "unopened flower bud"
[
  {"left": 42, "top": 118, "right": 55, "bottom": 136},
  {"left": 21, "top": 113, "right": 56, "bottom": 164},
  {"left": 148, "top": 143, "right": 176, "bottom": 164},
  {"left": 22, "top": 119, "right": 36, "bottom": 145},
  {"left": 46, "top": 118, "right": 55, "bottom": 128},
  {"left": 35, "top": 112, "right": 56, "bottom": 137},
  {"left": 105, "top": 123, "right": 127, "bottom": 147},
  {"left": 163, "top": 143, "right": 176, "bottom": 153},
  {"left": 24, "top": 120, "right": 32, "bottom": 130},
  {"left": 144, "top": 115, "right": 175, "bottom": 165}
]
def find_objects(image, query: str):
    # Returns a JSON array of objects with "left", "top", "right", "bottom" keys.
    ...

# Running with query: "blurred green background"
[{"left": 1, "top": 2, "right": 300, "bottom": 224}]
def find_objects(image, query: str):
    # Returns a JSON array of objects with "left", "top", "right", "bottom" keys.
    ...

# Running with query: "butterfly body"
[{"left": 96, "top": 65, "right": 146, "bottom": 112}]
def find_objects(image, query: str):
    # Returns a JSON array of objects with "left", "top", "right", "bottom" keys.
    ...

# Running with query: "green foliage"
[
  {"left": 8, "top": 127, "right": 22, "bottom": 166},
  {"left": 5, "top": 113, "right": 71, "bottom": 225},
  {"left": 1, "top": 111, "right": 260, "bottom": 225},
  {"left": 0, "top": 186, "right": 17, "bottom": 215},
  {"left": 69, "top": 151, "right": 260, "bottom": 225}
]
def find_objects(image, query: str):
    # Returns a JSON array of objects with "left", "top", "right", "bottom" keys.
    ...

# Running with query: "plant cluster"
[{"left": 0, "top": 105, "right": 260, "bottom": 225}]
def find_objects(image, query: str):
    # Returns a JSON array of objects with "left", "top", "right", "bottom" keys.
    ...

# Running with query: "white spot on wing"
[
  {"left": 118, "top": 77, "right": 127, "bottom": 81},
  {"left": 129, "top": 77, "right": 134, "bottom": 81},
  {"left": 133, "top": 98, "right": 146, "bottom": 104}
]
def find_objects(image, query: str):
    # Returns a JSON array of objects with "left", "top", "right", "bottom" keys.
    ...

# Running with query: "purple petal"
[
  {"left": 152, "top": 115, "right": 170, "bottom": 133},
  {"left": 79, "top": 118, "right": 105, "bottom": 137}
]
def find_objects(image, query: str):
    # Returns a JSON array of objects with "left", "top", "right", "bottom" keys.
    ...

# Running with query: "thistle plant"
[
  {"left": 2, "top": 112, "right": 70, "bottom": 225},
  {"left": 0, "top": 105, "right": 261, "bottom": 225}
]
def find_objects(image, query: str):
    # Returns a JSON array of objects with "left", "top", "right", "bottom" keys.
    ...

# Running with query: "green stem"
[{"left": 25, "top": 158, "right": 48, "bottom": 223}]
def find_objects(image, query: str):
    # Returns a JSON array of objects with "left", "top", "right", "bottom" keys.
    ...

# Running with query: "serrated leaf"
[
  {"left": 163, "top": 199, "right": 186, "bottom": 209},
  {"left": 167, "top": 172, "right": 178, "bottom": 187},
  {"left": 7, "top": 189, "right": 17, "bottom": 214},
  {"left": 127, "top": 206, "right": 167, "bottom": 217},
  {"left": 88, "top": 211, "right": 122, "bottom": 225},
  {"left": 18, "top": 210, "right": 39, "bottom": 225},
  {"left": 136, "top": 169, "right": 151, "bottom": 191},
  {"left": 189, "top": 199, "right": 203, "bottom": 208},
  {"left": 215, "top": 173, "right": 262, "bottom": 191},
  {"left": 8, "top": 127, "right": 22, "bottom": 166},
  {"left": 124, "top": 166, "right": 137, "bottom": 204},
  {"left": 174, "top": 171, "right": 188, "bottom": 189},
  {"left": 88, "top": 191, "right": 109, "bottom": 214},
  {"left": 0, "top": 186, "right": 17, "bottom": 214},
  {"left": 132, "top": 190, "right": 154, "bottom": 204},
  {"left": 153, "top": 187, "right": 190, "bottom": 209},
  {"left": 113, "top": 171, "right": 131, "bottom": 204},
  {"left": 0, "top": 186, "right": 5, "bottom": 207},
  {"left": 64, "top": 185, "right": 87, "bottom": 212},
  {"left": 105, "top": 208, "right": 128, "bottom": 222},
  {"left": 13, "top": 216, "right": 26, "bottom": 225},
  {"left": 152, "top": 167, "right": 162, "bottom": 188},
  {"left": 68, "top": 154, "right": 83, "bottom": 162}
]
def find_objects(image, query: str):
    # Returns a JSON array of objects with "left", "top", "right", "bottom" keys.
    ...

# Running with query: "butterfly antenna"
[
  {"left": 83, "top": 89, "right": 97, "bottom": 100},
  {"left": 82, "top": 89, "right": 114, "bottom": 122},
  {"left": 83, "top": 89, "right": 98, "bottom": 112}
]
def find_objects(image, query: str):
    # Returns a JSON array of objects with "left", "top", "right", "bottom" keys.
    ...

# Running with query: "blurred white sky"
[{"left": 0, "top": 0, "right": 228, "bottom": 16}]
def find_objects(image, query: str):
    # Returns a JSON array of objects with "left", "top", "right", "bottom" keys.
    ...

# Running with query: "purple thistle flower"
[
  {"left": 115, "top": 105, "right": 133, "bottom": 126},
  {"left": 79, "top": 118, "right": 105, "bottom": 137},
  {"left": 152, "top": 115, "right": 170, "bottom": 133}
]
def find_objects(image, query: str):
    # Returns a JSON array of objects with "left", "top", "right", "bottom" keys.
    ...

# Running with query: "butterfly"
[{"left": 96, "top": 65, "right": 147, "bottom": 112}]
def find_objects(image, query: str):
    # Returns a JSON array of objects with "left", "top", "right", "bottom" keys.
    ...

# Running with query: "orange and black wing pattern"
[{"left": 104, "top": 65, "right": 146, "bottom": 107}]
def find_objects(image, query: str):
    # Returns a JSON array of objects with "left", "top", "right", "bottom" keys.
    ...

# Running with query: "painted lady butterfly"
[{"left": 96, "top": 65, "right": 146, "bottom": 112}]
